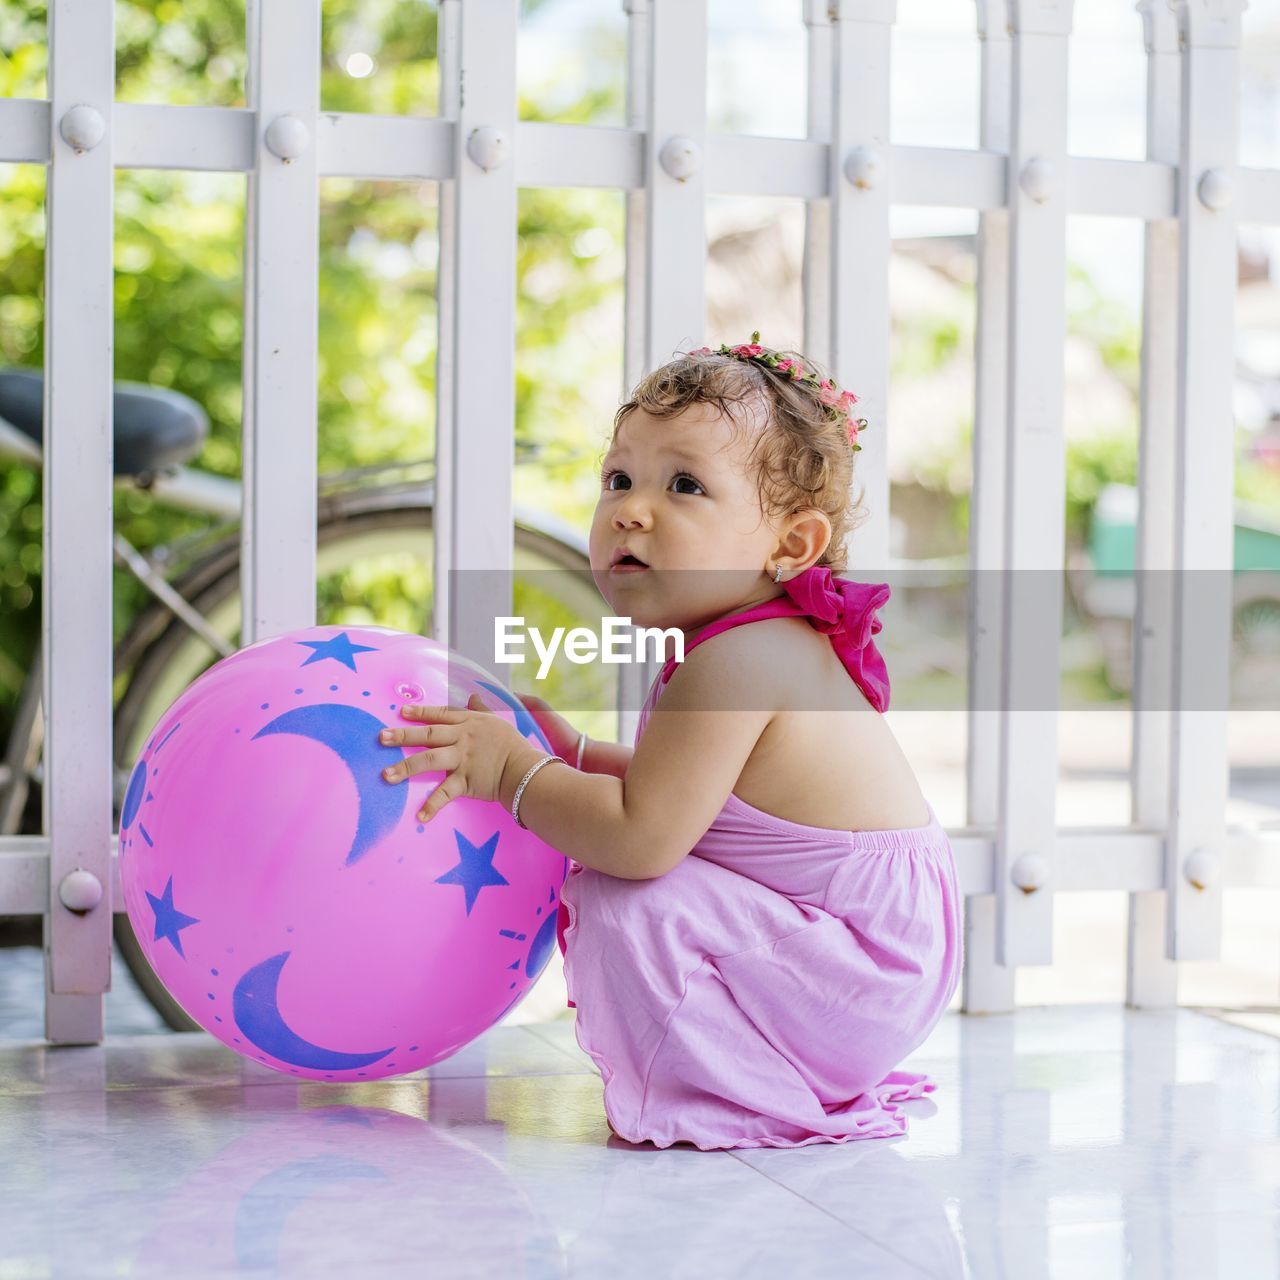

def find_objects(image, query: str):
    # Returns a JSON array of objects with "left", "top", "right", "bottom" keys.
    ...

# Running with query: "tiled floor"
[{"left": 2, "top": 946, "right": 1279, "bottom": 1278}]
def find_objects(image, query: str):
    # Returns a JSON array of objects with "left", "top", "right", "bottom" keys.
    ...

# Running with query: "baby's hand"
[
  {"left": 516, "top": 692, "right": 581, "bottom": 764},
  {"left": 378, "top": 693, "right": 539, "bottom": 823}
]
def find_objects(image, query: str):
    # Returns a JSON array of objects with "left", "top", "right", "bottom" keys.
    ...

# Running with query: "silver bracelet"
[
  {"left": 575, "top": 731, "right": 587, "bottom": 770},
  {"left": 511, "top": 754, "right": 567, "bottom": 829}
]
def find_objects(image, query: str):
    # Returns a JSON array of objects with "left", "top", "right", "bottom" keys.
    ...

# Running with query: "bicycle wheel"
[{"left": 111, "top": 494, "right": 606, "bottom": 1030}]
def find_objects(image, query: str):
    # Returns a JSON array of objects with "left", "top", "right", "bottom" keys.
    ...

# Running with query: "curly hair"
[{"left": 607, "top": 343, "right": 869, "bottom": 572}]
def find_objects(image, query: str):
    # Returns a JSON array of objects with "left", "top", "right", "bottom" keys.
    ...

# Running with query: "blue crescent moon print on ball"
[
  {"left": 234, "top": 952, "right": 395, "bottom": 1071},
  {"left": 252, "top": 704, "right": 406, "bottom": 866},
  {"left": 120, "top": 758, "right": 148, "bottom": 831},
  {"left": 524, "top": 911, "right": 558, "bottom": 979}
]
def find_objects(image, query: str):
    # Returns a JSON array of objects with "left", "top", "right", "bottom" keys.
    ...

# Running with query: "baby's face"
[{"left": 589, "top": 401, "right": 782, "bottom": 634}]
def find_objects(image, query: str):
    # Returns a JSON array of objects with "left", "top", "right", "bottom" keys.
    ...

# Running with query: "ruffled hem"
[
  {"left": 596, "top": 1070, "right": 939, "bottom": 1152},
  {"left": 559, "top": 870, "right": 939, "bottom": 1152}
]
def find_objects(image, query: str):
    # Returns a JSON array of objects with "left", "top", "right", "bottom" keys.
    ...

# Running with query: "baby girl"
[{"left": 379, "top": 333, "right": 963, "bottom": 1151}]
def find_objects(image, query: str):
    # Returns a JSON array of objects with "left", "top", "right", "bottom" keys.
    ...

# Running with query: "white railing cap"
[
  {"left": 1008, "top": 0, "right": 1075, "bottom": 37},
  {"left": 1168, "top": 0, "right": 1248, "bottom": 48}
]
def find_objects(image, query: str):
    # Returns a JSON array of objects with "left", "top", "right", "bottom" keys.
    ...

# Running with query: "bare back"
[{"left": 727, "top": 618, "right": 931, "bottom": 832}]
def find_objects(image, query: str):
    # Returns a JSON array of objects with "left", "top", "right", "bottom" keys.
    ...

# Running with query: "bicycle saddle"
[{"left": 0, "top": 367, "right": 209, "bottom": 478}]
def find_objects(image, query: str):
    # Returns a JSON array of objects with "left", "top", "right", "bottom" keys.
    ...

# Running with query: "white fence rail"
[{"left": 0, "top": 0, "right": 1273, "bottom": 1044}]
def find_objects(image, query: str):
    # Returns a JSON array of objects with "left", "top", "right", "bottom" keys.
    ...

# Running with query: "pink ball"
[{"left": 117, "top": 624, "right": 568, "bottom": 1081}]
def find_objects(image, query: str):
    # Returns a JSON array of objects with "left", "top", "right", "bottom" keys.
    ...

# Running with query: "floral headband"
[{"left": 689, "top": 330, "right": 867, "bottom": 450}]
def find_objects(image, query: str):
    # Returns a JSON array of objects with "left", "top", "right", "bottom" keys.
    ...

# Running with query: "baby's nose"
[{"left": 615, "top": 500, "right": 652, "bottom": 525}]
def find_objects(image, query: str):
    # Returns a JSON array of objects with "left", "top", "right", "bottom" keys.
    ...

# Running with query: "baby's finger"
[
  {"left": 383, "top": 747, "right": 455, "bottom": 783},
  {"left": 401, "top": 704, "right": 466, "bottom": 723},
  {"left": 379, "top": 723, "right": 452, "bottom": 748},
  {"left": 417, "top": 773, "right": 464, "bottom": 823}
]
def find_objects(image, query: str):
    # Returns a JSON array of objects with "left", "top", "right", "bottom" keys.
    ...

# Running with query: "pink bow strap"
[{"left": 780, "top": 566, "right": 892, "bottom": 712}]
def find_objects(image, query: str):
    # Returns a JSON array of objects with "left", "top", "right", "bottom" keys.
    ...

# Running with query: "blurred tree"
[{"left": 0, "top": 0, "right": 626, "bottom": 740}]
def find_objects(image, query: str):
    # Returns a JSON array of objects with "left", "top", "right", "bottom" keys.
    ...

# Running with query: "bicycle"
[{"left": 0, "top": 366, "right": 608, "bottom": 1030}]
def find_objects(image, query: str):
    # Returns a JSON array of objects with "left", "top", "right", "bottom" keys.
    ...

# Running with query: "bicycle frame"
[
  {"left": 0, "top": 406, "right": 600, "bottom": 832},
  {"left": 0, "top": 410, "right": 424, "bottom": 822}
]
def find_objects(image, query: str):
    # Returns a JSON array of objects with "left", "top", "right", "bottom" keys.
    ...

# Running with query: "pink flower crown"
[{"left": 689, "top": 330, "right": 867, "bottom": 450}]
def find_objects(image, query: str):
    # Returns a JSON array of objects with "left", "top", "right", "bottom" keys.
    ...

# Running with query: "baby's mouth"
[
  {"left": 609, "top": 547, "right": 650, "bottom": 573},
  {"left": 610, "top": 554, "right": 649, "bottom": 572}
]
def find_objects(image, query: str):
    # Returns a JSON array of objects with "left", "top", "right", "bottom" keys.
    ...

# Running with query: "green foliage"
[
  {"left": 0, "top": 463, "right": 39, "bottom": 694},
  {"left": 909, "top": 416, "right": 973, "bottom": 542},
  {"left": 317, "top": 549, "right": 431, "bottom": 635},
  {"left": 0, "top": 0, "right": 621, "bottom": 745},
  {"left": 0, "top": 3, "right": 47, "bottom": 99},
  {"left": 1063, "top": 430, "right": 1139, "bottom": 541},
  {"left": 1066, "top": 259, "right": 1141, "bottom": 387},
  {"left": 117, "top": 0, "right": 245, "bottom": 105},
  {"left": 894, "top": 313, "right": 964, "bottom": 379},
  {"left": 911, "top": 414, "right": 1278, "bottom": 557},
  {"left": 1237, "top": 451, "right": 1280, "bottom": 516},
  {"left": 911, "top": 416, "right": 1141, "bottom": 549}
]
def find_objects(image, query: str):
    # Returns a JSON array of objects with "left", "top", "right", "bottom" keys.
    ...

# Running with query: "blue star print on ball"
[
  {"left": 147, "top": 876, "right": 200, "bottom": 957},
  {"left": 295, "top": 632, "right": 378, "bottom": 672},
  {"left": 435, "top": 829, "right": 509, "bottom": 915}
]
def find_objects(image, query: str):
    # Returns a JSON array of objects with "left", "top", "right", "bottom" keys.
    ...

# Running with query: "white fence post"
[
  {"left": 618, "top": 0, "right": 657, "bottom": 751},
  {"left": 828, "top": 0, "right": 895, "bottom": 573},
  {"left": 964, "top": 0, "right": 1017, "bottom": 1012},
  {"left": 622, "top": 0, "right": 652, "bottom": 392},
  {"left": 612, "top": 0, "right": 708, "bottom": 744},
  {"left": 241, "top": 0, "right": 321, "bottom": 642},
  {"left": 435, "top": 0, "right": 460, "bottom": 643},
  {"left": 643, "top": 0, "right": 707, "bottom": 363},
  {"left": 802, "top": 0, "right": 832, "bottom": 371},
  {"left": 995, "top": 0, "right": 1073, "bottom": 968},
  {"left": 1162, "top": 0, "right": 1244, "bottom": 962},
  {"left": 41, "top": 0, "right": 115, "bottom": 1043},
  {"left": 1127, "top": 0, "right": 1182, "bottom": 1007},
  {"left": 435, "top": 0, "right": 520, "bottom": 676}
]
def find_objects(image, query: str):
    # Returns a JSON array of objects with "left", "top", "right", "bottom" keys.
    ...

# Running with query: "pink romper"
[{"left": 554, "top": 566, "right": 964, "bottom": 1151}]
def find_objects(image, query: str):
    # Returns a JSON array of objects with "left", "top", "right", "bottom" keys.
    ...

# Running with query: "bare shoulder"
[
  {"left": 666, "top": 614, "right": 882, "bottom": 717},
  {"left": 663, "top": 616, "right": 797, "bottom": 713},
  {"left": 681, "top": 615, "right": 876, "bottom": 713}
]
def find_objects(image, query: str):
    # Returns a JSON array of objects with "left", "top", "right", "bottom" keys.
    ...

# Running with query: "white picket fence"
[{"left": 0, "top": 0, "right": 1273, "bottom": 1044}]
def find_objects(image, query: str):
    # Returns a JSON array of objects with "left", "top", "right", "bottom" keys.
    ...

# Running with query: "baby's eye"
[{"left": 600, "top": 468, "right": 705, "bottom": 496}]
